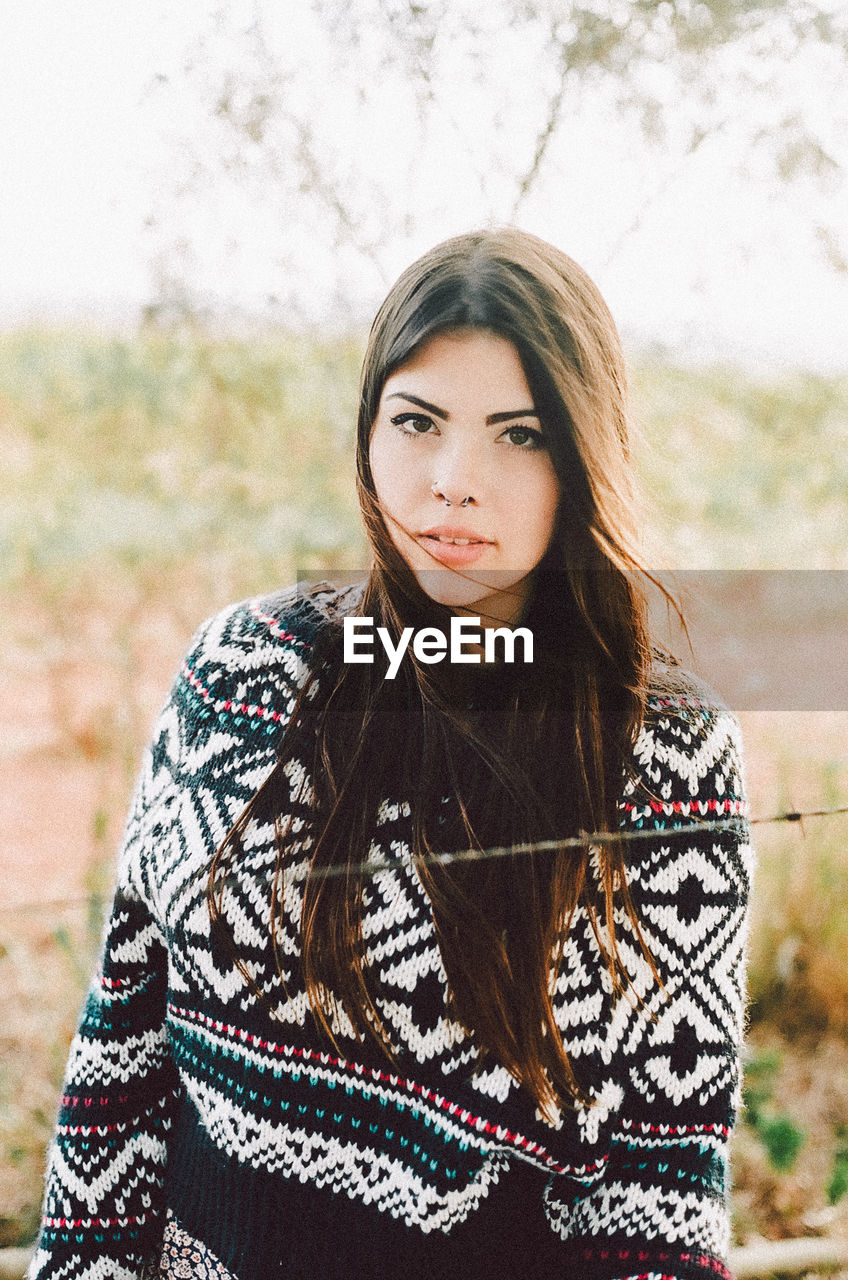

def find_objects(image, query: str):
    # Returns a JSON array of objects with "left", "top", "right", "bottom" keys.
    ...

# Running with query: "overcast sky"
[{"left": 2, "top": 0, "right": 847, "bottom": 373}]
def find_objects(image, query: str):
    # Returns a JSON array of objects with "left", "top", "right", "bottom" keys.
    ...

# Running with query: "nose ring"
[{"left": 433, "top": 484, "right": 472, "bottom": 507}]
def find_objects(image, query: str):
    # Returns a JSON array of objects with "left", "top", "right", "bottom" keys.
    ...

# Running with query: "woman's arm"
[
  {"left": 27, "top": 588, "right": 315, "bottom": 1280},
  {"left": 26, "top": 636, "right": 202, "bottom": 1280},
  {"left": 545, "top": 697, "right": 754, "bottom": 1280}
]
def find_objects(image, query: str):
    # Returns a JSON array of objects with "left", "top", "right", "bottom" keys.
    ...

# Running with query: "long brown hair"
[{"left": 209, "top": 227, "right": 673, "bottom": 1123}]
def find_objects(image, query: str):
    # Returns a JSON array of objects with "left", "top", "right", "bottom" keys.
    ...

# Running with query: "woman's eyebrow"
[
  {"left": 487, "top": 408, "right": 539, "bottom": 424},
  {"left": 385, "top": 392, "right": 539, "bottom": 424}
]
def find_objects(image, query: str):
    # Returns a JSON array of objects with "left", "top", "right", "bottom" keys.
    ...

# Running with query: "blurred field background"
[
  {"left": 1, "top": 327, "right": 847, "bottom": 1264},
  {"left": 2, "top": 0, "right": 847, "bottom": 1275}
]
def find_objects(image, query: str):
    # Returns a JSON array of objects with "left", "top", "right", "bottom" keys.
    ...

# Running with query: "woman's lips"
[{"left": 418, "top": 533, "right": 492, "bottom": 567}]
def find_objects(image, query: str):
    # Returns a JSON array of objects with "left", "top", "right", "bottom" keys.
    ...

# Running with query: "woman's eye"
[
  {"left": 502, "top": 424, "right": 544, "bottom": 450},
  {"left": 390, "top": 413, "right": 435, "bottom": 436}
]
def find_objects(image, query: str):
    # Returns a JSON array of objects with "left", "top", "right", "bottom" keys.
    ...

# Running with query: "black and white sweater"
[{"left": 29, "top": 584, "right": 753, "bottom": 1280}]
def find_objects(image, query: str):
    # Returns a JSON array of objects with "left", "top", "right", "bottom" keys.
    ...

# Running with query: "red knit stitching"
[
  {"left": 182, "top": 663, "right": 282, "bottom": 723},
  {"left": 250, "top": 601, "right": 302, "bottom": 644},
  {"left": 44, "top": 1212, "right": 151, "bottom": 1229},
  {"left": 622, "top": 798, "right": 746, "bottom": 815},
  {"left": 577, "top": 1243, "right": 731, "bottom": 1280},
  {"left": 62, "top": 1094, "right": 129, "bottom": 1107},
  {"left": 619, "top": 1117, "right": 731, "bottom": 1139}
]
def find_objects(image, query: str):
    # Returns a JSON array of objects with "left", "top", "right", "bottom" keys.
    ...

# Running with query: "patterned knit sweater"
[{"left": 29, "top": 584, "right": 753, "bottom": 1280}]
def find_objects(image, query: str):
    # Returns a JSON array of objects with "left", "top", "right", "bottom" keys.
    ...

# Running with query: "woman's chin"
[{"left": 413, "top": 568, "right": 530, "bottom": 621}]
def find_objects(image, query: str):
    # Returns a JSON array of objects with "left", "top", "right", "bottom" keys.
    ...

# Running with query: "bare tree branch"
[{"left": 510, "top": 29, "right": 572, "bottom": 216}]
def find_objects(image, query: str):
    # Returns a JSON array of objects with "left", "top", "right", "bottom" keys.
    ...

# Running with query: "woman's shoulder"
[
  {"left": 643, "top": 647, "right": 739, "bottom": 742},
  {"left": 184, "top": 580, "right": 365, "bottom": 669},
  {"left": 645, "top": 645, "right": 732, "bottom": 720},
  {"left": 622, "top": 649, "right": 748, "bottom": 822},
  {"left": 172, "top": 580, "right": 365, "bottom": 726}
]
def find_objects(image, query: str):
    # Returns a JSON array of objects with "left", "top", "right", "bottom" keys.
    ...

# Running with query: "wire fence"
[{"left": 2, "top": 801, "right": 846, "bottom": 912}]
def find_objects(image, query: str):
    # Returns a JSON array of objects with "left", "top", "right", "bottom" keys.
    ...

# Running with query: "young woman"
[{"left": 29, "top": 228, "right": 753, "bottom": 1280}]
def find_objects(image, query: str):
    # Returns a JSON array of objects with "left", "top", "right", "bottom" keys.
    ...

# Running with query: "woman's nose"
[
  {"left": 430, "top": 439, "right": 485, "bottom": 506},
  {"left": 430, "top": 479, "right": 477, "bottom": 507}
]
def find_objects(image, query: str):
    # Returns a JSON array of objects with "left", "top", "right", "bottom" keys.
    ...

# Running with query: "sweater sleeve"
[
  {"left": 544, "top": 698, "right": 754, "bottom": 1280},
  {"left": 26, "top": 632, "right": 203, "bottom": 1280}
]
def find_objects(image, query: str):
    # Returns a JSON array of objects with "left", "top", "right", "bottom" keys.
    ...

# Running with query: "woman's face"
[{"left": 368, "top": 328, "right": 561, "bottom": 625}]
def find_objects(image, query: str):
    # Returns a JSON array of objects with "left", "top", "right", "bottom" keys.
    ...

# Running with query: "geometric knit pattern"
[{"left": 28, "top": 584, "right": 754, "bottom": 1280}]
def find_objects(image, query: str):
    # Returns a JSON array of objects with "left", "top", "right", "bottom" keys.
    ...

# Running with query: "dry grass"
[{"left": 740, "top": 713, "right": 848, "bottom": 1045}]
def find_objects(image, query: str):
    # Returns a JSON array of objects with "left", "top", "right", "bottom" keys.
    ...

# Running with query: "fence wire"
[{"left": 3, "top": 802, "right": 847, "bottom": 913}]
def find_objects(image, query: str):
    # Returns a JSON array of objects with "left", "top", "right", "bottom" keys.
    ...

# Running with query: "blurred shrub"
[
  {"left": 630, "top": 359, "right": 848, "bottom": 569},
  {"left": 742, "top": 1049, "right": 806, "bottom": 1174},
  {"left": 0, "top": 325, "right": 369, "bottom": 595},
  {"left": 2, "top": 331, "right": 848, "bottom": 592},
  {"left": 828, "top": 1129, "right": 848, "bottom": 1206},
  {"left": 757, "top": 1115, "right": 806, "bottom": 1174}
]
